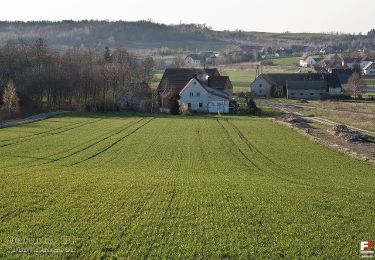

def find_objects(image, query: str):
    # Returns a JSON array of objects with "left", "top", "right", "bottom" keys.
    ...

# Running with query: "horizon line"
[{"left": 0, "top": 19, "right": 370, "bottom": 35}]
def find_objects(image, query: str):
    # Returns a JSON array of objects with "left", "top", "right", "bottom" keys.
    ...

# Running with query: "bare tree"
[
  {"left": 2, "top": 80, "right": 20, "bottom": 114},
  {"left": 172, "top": 55, "right": 186, "bottom": 68},
  {"left": 158, "top": 79, "right": 174, "bottom": 112},
  {"left": 345, "top": 73, "right": 366, "bottom": 98},
  {"left": 0, "top": 40, "right": 154, "bottom": 113}
]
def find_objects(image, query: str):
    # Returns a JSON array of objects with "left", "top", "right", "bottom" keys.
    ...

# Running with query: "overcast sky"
[{"left": 2, "top": 0, "right": 374, "bottom": 33}]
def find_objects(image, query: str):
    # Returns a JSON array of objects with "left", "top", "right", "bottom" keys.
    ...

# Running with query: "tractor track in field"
[
  {"left": 225, "top": 119, "right": 278, "bottom": 167},
  {"left": 42, "top": 118, "right": 146, "bottom": 166},
  {"left": 0, "top": 120, "right": 85, "bottom": 144},
  {"left": 70, "top": 118, "right": 155, "bottom": 166},
  {"left": 0, "top": 119, "right": 102, "bottom": 148},
  {"left": 225, "top": 119, "right": 254, "bottom": 152},
  {"left": 115, "top": 185, "right": 159, "bottom": 256},
  {"left": 216, "top": 119, "right": 261, "bottom": 170},
  {"left": 0, "top": 120, "right": 83, "bottom": 143},
  {"left": 129, "top": 120, "right": 169, "bottom": 165},
  {"left": 2, "top": 119, "right": 145, "bottom": 170},
  {"left": 218, "top": 119, "right": 309, "bottom": 186},
  {"left": 225, "top": 120, "right": 314, "bottom": 186},
  {"left": 45, "top": 118, "right": 143, "bottom": 158},
  {"left": 143, "top": 187, "right": 177, "bottom": 258}
]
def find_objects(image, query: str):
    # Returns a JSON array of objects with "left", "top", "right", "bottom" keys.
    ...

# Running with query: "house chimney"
[{"left": 207, "top": 75, "right": 211, "bottom": 86}]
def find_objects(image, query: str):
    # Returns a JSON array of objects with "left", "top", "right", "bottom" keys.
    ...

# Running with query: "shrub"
[{"left": 170, "top": 94, "right": 180, "bottom": 115}]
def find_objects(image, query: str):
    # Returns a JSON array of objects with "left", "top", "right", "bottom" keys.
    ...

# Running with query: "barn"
[{"left": 250, "top": 73, "right": 342, "bottom": 99}]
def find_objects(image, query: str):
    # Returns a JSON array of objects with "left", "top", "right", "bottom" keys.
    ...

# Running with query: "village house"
[
  {"left": 299, "top": 55, "right": 317, "bottom": 67},
  {"left": 342, "top": 57, "right": 363, "bottom": 69},
  {"left": 179, "top": 77, "right": 231, "bottom": 113},
  {"left": 363, "top": 62, "right": 375, "bottom": 76},
  {"left": 185, "top": 52, "right": 217, "bottom": 66},
  {"left": 250, "top": 73, "right": 342, "bottom": 99},
  {"left": 200, "top": 51, "right": 217, "bottom": 64},
  {"left": 157, "top": 68, "right": 233, "bottom": 113},
  {"left": 320, "top": 46, "right": 343, "bottom": 55},
  {"left": 317, "top": 54, "right": 344, "bottom": 70},
  {"left": 275, "top": 48, "right": 293, "bottom": 58},
  {"left": 185, "top": 54, "right": 201, "bottom": 66}
]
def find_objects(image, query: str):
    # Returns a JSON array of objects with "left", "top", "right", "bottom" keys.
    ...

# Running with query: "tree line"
[
  {"left": 0, "top": 21, "right": 373, "bottom": 52},
  {"left": 0, "top": 39, "right": 155, "bottom": 114}
]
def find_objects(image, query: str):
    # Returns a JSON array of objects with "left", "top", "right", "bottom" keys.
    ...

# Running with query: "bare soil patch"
[{"left": 275, "top": 114, "right": 375, "bottom": 163}]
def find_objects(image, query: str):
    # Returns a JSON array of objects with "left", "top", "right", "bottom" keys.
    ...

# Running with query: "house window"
[
  {"left": 196, "top": 92, "right": 200, "bottom": 97},
  {"left": 259, "top": 90, "right": 262, "bottom": 94},
  {"left": 300, "top": 93, "right": 304, "bottom": 95},
  {"left": 190, "top": 92, "right": 194, "bottom": 97},
  {"left": 188, "top": 103, "right": 191, "bottom": 108},
  {"left": 199, "top": 103, "right": 203, "bottom": 108},
  {"left": 259, "top": 84, "right": 262, "bottom": 88}
]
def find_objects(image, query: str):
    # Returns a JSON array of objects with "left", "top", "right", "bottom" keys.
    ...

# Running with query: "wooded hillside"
[{"left": 0, "top": 20, "right": 374, "bottom": 52}]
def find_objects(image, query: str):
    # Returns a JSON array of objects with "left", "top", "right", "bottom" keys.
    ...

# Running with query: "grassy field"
[
  {"left": 0, "top": 113, "right": 374, "bottom": 258},
  {"left": 224, "top": 70, "right": 255, "bottom": 93},
  {"left": 226, "top": 67, "right": 299, "bottom": 93},
  {"left": 271, "top": 57, "right": 300, "bottom": 66}
]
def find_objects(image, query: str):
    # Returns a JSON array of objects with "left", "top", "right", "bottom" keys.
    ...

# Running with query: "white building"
[
  {"left": 185, "top": 54, "right": 201, "bottom": 66},
  {"left": 363, "top": 62, "right": 375, "bottom": 76},
  {"left": 299, "top": 56, "right": 317, "bottom": 67},
  {"left": 250, "top": 76, "right": 272, "bottom": 97},
  {"left": 179, "top": 78, "right": 230, "bottom": 113}
]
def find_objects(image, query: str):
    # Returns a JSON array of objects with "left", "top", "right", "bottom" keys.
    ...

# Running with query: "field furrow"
[{"left": 0, "top": 113, "right": 374, "bottom": 259}]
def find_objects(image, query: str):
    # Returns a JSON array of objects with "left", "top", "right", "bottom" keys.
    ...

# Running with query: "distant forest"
[{"left": 0, "top": 20, "right": 374, "bottom": 52}]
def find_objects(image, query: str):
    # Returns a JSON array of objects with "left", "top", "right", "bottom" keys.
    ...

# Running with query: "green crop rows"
[{"left": 0, "top": 113, "right": 374, "bottom": 258}]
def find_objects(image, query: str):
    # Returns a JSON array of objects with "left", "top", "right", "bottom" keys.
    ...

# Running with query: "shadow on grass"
[{"left": 54, "top": 107, "right": 284, "bottom": 122}]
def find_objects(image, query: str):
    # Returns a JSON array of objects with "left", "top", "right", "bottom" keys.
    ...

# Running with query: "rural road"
[
  {"left": 0, "top": 111, "right": 67, "bottom": 129},
  {"left": 261, "top": 101, "right": 375, "bottom": 137}
]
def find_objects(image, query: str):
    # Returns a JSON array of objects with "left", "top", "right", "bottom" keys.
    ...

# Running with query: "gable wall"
[
  {"left": 250, "top": 77, "right": 272, "bottom": 97},
  {"left": 180, "top": 79, "right": 229, "bottom": 113}
]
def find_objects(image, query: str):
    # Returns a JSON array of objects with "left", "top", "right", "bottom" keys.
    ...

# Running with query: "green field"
[
  {"left": 0, "top": 114, "right": 374, "bottom": 258},
  {"left": 225, "top": 71, "right": 255, "bottom": 92},
  {"left": 271, "top": 57, "right": 300, "bottom": 66},
  {"left": 364, "top": 78, "right": 375, "bottom": 87}
]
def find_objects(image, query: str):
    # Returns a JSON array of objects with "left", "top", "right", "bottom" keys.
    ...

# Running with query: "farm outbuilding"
[
  {"left": 286, "top": 80, "right": 328, "bottom": 99},
  {"left": 250, "top": 73, "right": 342, "bottom": 99}
]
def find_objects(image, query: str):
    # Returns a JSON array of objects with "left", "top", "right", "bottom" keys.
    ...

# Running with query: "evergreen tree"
[{"left": 170, "top": 94, "right": 180, "bottom": 115}]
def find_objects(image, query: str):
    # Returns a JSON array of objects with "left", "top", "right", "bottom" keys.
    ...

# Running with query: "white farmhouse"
[
  {"left": 363, "top": 62, "right": 375, "bottom": 76},
  {"left": 179, "top": 78, "right": 230, "bottom": 113},
  {"left": 299, "top": 56, "right": 317, "bottom": 67},
  {"left": 185, "top": 54, "right": 201, "bottom": 66}
]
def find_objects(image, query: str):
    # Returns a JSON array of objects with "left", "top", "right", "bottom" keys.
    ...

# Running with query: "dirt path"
[
  {"left": 261, "top": 101, "right": 375, "bottom": 137},
  {"left": 0, "top": 111, "right": 67, "bottom": 129}
]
